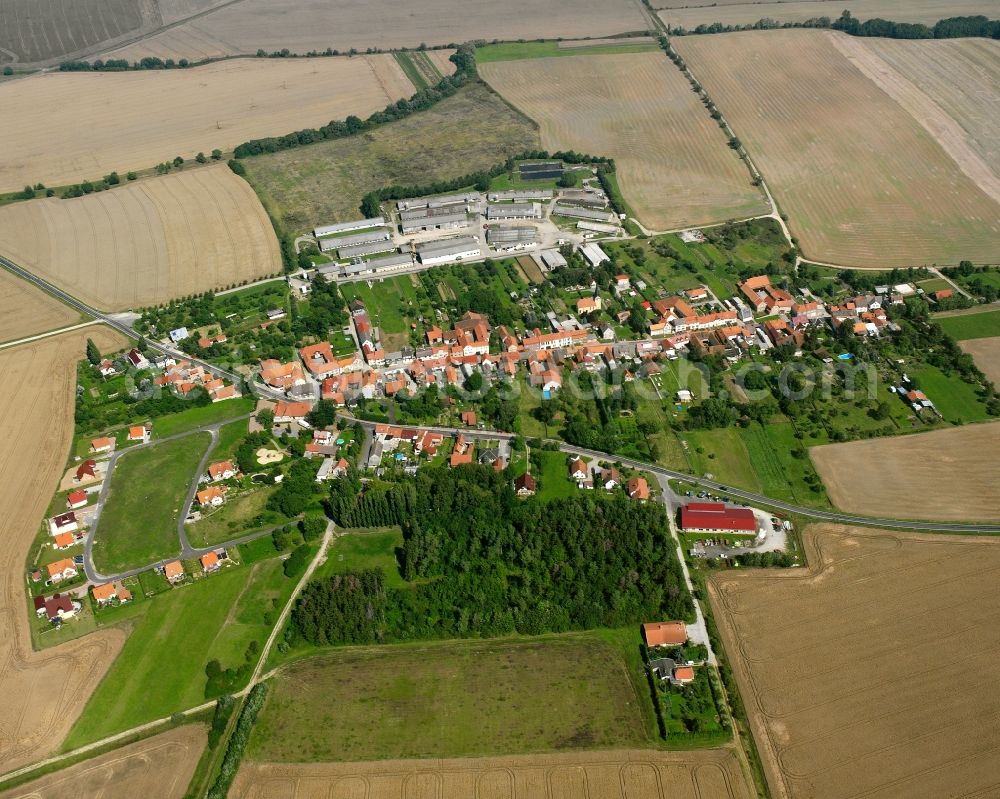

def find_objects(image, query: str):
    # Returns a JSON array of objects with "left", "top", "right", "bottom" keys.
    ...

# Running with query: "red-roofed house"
[
  {"left": 627, "top": 477, "right": 649, "bottom": 501},
  {"left": 128, "top": 425, "right": 148, "bottom": 442},
  {"left": 90, "top": 437, "right": 114, "bottom": 454},
  {"left": 197, "top": 487, "right": 226, "bottom": 507},
  {"left": 53, "top": 532, "right": 76, "bottom": 550},
  {"left": 164, "top": 560, "right": 184, "bottom": 583},
  {"left": 46, "top": 558, "right": 78, "bottom": 582},
  {"left": 74, "top": 459, "right": 98, "bottom": 483},
  {"left": 201, "top": 551, "right": 221, "bottom": 573},
  {"left": 66, "top": 490, "right": 88, "bottom": 509},
  {"left": 207, "top": 460, "right": 237, "bottom": 481},
  {"left": 274, "top": 400, "right": 312, "bottom": 423},
  {"left": 643, "top": 621, "right": 688, "bottom": 648}
]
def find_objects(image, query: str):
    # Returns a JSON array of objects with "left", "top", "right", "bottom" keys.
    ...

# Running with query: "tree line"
[{"left": 673, "top": 12, "right": 1000, "bottom": 40}]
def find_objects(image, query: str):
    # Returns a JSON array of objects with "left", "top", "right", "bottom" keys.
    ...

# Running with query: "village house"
[
  {"left": 90, "top": 436, "right": 114, "bottom": 454},
  {"left": 514, "top": 473, "right": 536, "bottom": 497},
  {"left": 49, "top": 511, "right": 78, "bottom": 536},
  {"left": 92, "top": 582, "right": 132, "bottom": 605},
  {"left": 201, "top": 551, "right": 221, "bottom": 573},
  {"left": 164, "top": 560, "right": 184, "bottom": 584},
  {"left": 74, "top": 459, "right": 99, "bottom": 484},
  {"left": 273, "top": 400, "right": 312, "bottom": 425},
  {"left": 125, "top": 348, "right": 149, "bottom": 370},
  {"left": 66, "top": 490, "right": 88, "bottom": 509},
  {"left": 627, "top": 477, "right": 650, "bottom": 501},
  {"left": 569, "top": 458, "right": 588, "bottom": 482},
  {"left": 46, "top": 558, "right": 78, "bottom": 583},
  {"left": 598, "top": 467, "right": 620, "bottom": 490},
  {"left": 650, "top": 657, "right": 695, "bottom": 685},
  {"left": 127, "top": 424, "right": 149, "bottom": 442},
  {"left": 260, "top": 359, "right": 307, "bottom": 392},
  {"left": 98, "top": 358, "right": 117, "bottom": 377},
  {"left": 643, "top": 620, "right": 688, "bottom": 648},
  {"left": 739, "top": 275, "right": 794, "bottom": 315},
  {"left": 53, "top": 532, "right": 76, "bottom": 550},
  {"left": 450, "top": 434, "right": 474, "bottom": 467},
  {"left": 198, "top": 333, "right": 227, "bottom": 349},
  {"left": 207, "top": 460, "right": 237, "bottom": 481},
  {"left": 197, "top": 487, "right": 226, "bottom": 507},
  {"left": 35, "top": 594, "right": 80, "bottom": 623}
]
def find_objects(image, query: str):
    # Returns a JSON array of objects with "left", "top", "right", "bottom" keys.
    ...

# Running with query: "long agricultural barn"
[
  {"left": 553, "top": 203, "right": 616, "bottom": 223},
  {"left": 488, "top": 189, "right": 554, "bottom": 202},
  {"left": 416, "top": 236, "right": 482, "bottom": 266},
  {"left": 337, "top": 240, "right": 396, "bottom": 259},
  {"left": 396, "top": 191, "right": 480, "bottom": 211},
  {"left": 577, "top": 221, "right": 619, "bottom": 234},
  {"left": 539, "top": 249, "right": 567, "bottom": 269},
  {"left": 318, "top": 229, "right": 390, "bottom": 253},
  {"left": 339, "top": 252, "right": 415, "bottom": 278},
  {"left": 400, "top": 212, "right": 471, "bottom": 235},
  {"left": 679, "top": 502, "right": 758, "bottom": 534},
  {"left": 488, "top": 226, "right": 538, "bottom": 251},
  {"left": 520, "top": 162, "right": 563, "bottom": 180},
  {"left": 580, "top": 243, "right": 609, "bottom": 267},
  {"left": 399, "top": 205, "right": 470, "bottom": 222},
  {"left": 486, "top": 202, "right": 542, "bottom": 220},
  {"left": 314, "top": 217, "right": 385, "bottom": 237}
]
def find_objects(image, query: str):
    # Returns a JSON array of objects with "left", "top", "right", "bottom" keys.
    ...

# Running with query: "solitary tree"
[
  {"left": 211, "top": 149, "right": 223, "bottom": 161},
  {"left": 196, "top": 152, "right": 207, "bottom": 163}
]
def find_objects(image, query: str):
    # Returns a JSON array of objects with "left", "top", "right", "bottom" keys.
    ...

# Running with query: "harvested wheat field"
[
  {"left": 0, "top": 165, "right": 281, "bottom": 311},
  {"left": 0, "top": 328, "right": 127, "bottom": 773},
  {"left": 674, "top": 30, "right": 1000, "bottom": 266},
  {"left": 658, "top": 0, "right": 1000, "bottom": 30},
  {"left": 961, "top": 337, "right": 1000, "bottom": 385},
  {"left": 0, "top": 55, "right": 414, "bottom": 191},
  {"left": 811, "top": 422, "right": 1000, "bottom": 522},
  {"left": 0, "top": 724, "right": 206, "bottom": 799},
  {"left": 0, "top": 271, "right": 81, "bottom": 344},
  {"left": 102, "top": 0, "right": 650, "bottom": 63},
  {"left": 711, "top": 524, "right": 1000, "bottom": 799},
  {"left": 481, "top": 52, "right": 768, "bottom": 230},
  {"left": 231, "top": 748, "right": 753, "bottom": 799}
]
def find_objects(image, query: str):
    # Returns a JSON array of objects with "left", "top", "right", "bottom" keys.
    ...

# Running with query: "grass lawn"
[
  {"left": 534, "top": 450, "right": 576, "bottom": 501},
  {"left": 186, "top": 485, "right": 286, "bottom": 548},
  {"left": 339, "top": 276, "right": 415, "bottom": 334},
  {"left": 738, "top": 423, "right": 794, "bottom": 503},
  {"left": 91, "top": 433, "right": 211, "bottom": 573},
  {"left": 242, "top": 83, "right": 539, "bottom": 235},
  {"left": 916, "top": 277, "right": 952, "bottom": 292},
  {"left": 766, "top": 421, "right": 832, "bottom": 509},
  {"left": 316, "top": 528, "right": 408, "bottom": 589},
  {"left": 935, "top": 309, "right": 1000, "bottom": 341},
  {"left": 153, "top": 397, "right": 254, "bottom": 439},
  {"left": 913, "top": 365, "right": 989, "bottom": 423},
  {"left": 64, "top": 558, "right": 297, "bottom": 747},
  {"left": 475, "top": 40, "right": 658, "bottom": 63},
  {"left": 213, "top": 418, "right": 249, "bottom": 461},
  {"left": 681, "top": 428, "right": 761, "bottom": 492},
  {"left": 248, "top": 635, "right": 649, "bottom": 762}
]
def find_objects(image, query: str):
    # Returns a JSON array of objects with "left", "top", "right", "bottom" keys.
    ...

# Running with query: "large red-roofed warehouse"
[{"left": 680, "top": 502, "right": 757, "bottom": 534}]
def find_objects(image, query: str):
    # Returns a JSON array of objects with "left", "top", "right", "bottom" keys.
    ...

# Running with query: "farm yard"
[
  {"left": 0, "top": 270, "right": 82, "bottom": 344},
  {"left": 247, "top": 637, "right": 650, "bottom": 762},
  {"left": 0, "top": 725, "right": 206, "bottom": 799},
  {"left": 657, "top": 0, "right": 1000, "bottom": 30},
  {"left": 231, "top": 748, "right": 754, "bottom": 799},
  {"left": 242, "top": 83, "right": 539, "bottom": 235},
  {"left": 0, "top": 56, "right": 414, "bottom": 192},
  {"left": 0, "top": 327, "right": 128, "bottom": 774},
  {"left": 811, "top": 422, "right": 1000, "bottom": 522},
  {"left": 99, "top": 0, "right": 651, "bottom": 63},
  {"left": 960, "top": 337, "right": 1000, "bottom": 386},
  {"left": 480, "top": 51, "right": 769, "bottom": 230},
  {"left": 0, "top": 165, "right": 281, "bottom": 311},
  {"left": 710, "top": 525, "right": 1000, "bottom": 799},
  {"left": 674, "top": 30, "right": 1000, "bottom": 266}
]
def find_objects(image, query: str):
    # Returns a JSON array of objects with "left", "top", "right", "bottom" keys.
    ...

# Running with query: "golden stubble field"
[
  {"left": 0, "top": 328, "right": 128, "bottom": 774},
  {"left": 0, "top": 724, "right": 206, "bottom": 799},
  {"left": 231, "top": 748, "right": 754, "bottom": 799},
  {"left": 0, "top": 164, "right": 281, "bottom": 311},
  {"left": 960, "top": 337, "right": 1000, "bottom": 386},
  {"left": 481, "top": 52, "right": 769, "bottom": 231},
  {"left": 710, "top": 524, "right": 1000, "bottom": 799},
  {"left": 674, "top": 30, "right": 1000, "bottom": 266},
  {"left": 0, "top": 271, "right": 81, "bottom": 344},
  {"left": 101, "top": 0, "right": 651, "bottom": 63},
  {"left": 658, "top": 0, "right": 1000, "bottom": 30},
  {"left": 0, "top": 55, "right": 413, "bottom": 191},
  {"left": 811, "top": 422, "right": 1000, "bottom": 522}
]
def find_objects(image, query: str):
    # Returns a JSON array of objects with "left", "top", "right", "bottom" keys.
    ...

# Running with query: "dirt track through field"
[
  {"left": 101, "top": 0, "right": 650, "bottom": 62},
  {"left": 481, "top": 52, "right": 768, "bottom": 230},
  {"left": 0, "top": 724, "right": 205, "bottom": 799},
  {"left": 674, "top": 30, "right": 1000, "bottom": 266},
  {"left": 231, "top": 748, "right": 753, "bottom": 798},
  {"left": 811, "top": 422, "right": 1000, "bottom": 522},
  {"left": 0, "top": 328, "right": 128, "bottom": 774},
  {"left": 710, "top": 524, "right": 1000, "bottom": 799},
  {"left": 961, "top": 337, "right": 1000, "bottom": 386},
  {"left": 0, "top": 164, "right": 281, "bottom": 311},
  {"left": 0, "top": 55, "right": 413, "bottom": 191},
  {"left": 0, "top": 272, "right": 80, "bottom": 344}
]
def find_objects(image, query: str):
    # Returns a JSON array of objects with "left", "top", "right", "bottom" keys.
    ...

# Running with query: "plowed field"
[
  {"left": 0, "top": 165, "right": 281, "bottom": 311},
  {"left": 0, "top": 328, "right": 127, "bottom": 773},
  {"left": 0, "top": 271, "right": 81, "bottom": 344},
  {"left": 0, "top": 55, "right": 413, "bottom": 191},
  {"left": 481, "top": 52, "right": 768, "bottom": 230},
  {"left": 961, "top": 337, "right": 1000, "bottom": 385},
  {"left": 674, "top": 30, "right": 1000, "bottom": 266},
  {"left": 710, "top": 524, "right": 1000, "bottom": 799},
  {"left": 231, "top": 748, "right": 753, "bottom": 798}
]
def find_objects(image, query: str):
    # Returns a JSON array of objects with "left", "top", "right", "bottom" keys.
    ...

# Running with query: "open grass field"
[
  {"left": 248, "top": 637, "right": 649, "bottom": 762},
  {"left": 961, "top": 336, "right": 1000, "bottom": 386},
  {"left": 811, "top": 422, "right": 1000, "bottom": 522},
  {"left": 0, "top": 270, "right": 82, "bottom": 344},
  {"left": 657, "top": 0, "right": 1000, "bottom": 29},
  {"left": 0, "top": 165, "right": 281, "bottom": 311},
  {"left": 710, "top": 524, "right": 1000, "bottom": 799},
  {"left": 186, "top": 485, "right": 282, "bottom": 548},
  {"left": 534, "top": 450, "right": 577, "bottom": 501},
  {"left": 0, "top": 0, "right": 148, "bottom": 64},
  {"left": 92, "top": 432, "right": 211, "bottom": 574},
  {"left": 832, "top": 35, "right": 1000, "bottom": 206},
  {"left": 243, "top": 83, "right": 539, "bottom": 234},
  {"left": 153, "top": 396, "right": 255, "bottom": 439},
  {"left": 0, "top": 56, "right": 413, "bottom": 192},
  {"left": 232, "top": 747, "right": 754, "bottom": 799},
  {"left": 66, "top": 557, "right": 296, "bottom": 746},
  {"left": 674, "top": 30, "right": 1000, "bottom": 266},
  {"left": 0, "top": 327, "right": 128, "bottom": 773},
  {"left": 101, "top": 0, "right": 650, "bottom": 63},
  {"left": 317, "top": 528, "right": 407, "bottom": 589},
  {"left": 0, "top": 724, "right": 205, "bottom": 799},
  {"left": 936, "top": 307, "right": 1000, "bottom": 340},
  {"left": 481, "top": 52, "right": 768, "bottom": 231}
]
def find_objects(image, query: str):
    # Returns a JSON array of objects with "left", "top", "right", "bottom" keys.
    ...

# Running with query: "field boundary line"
[{"left": 0, "top": 319, "right": 99, "bottom": 350}]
